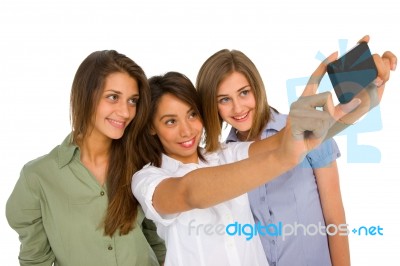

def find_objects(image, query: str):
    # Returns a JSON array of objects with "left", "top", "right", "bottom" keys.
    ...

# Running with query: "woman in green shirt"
[{"left": 6, "top": 50, "right": 166, "bottom": 266}]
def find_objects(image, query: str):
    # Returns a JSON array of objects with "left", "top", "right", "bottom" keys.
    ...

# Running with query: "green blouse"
[{"left": 6, "top": 135, "right": 165, "bottom": 266}]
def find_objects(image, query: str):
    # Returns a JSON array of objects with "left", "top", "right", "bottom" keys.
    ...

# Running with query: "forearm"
[
  {"left": 6, "top": 172, "right": 55, "bottom": 265},
  {"left": 153, "top": 148, "right": 296, "bottom": 214},
  {"left": 326, "top": 205, "right": 350, "bottom": 266},
  {"left": 322, "top": 200, "right": 350, "bottom": 265},
  {"left": 141, "top": 217, "right": 166, "bottom": 264},
  {"left": 186, "top": 151, "right": 295, "bottom": 208},
  {"left": 327, "top": 229, "right": 350, "bottom": 266},
  {"left": 320, "top": 167, "right": 350, "bottom": 266},
  {"left": 314, "top": 163, "right": 350, "bottom": 265},
  {"left": 247, "top": 130, "right": 282, "bottom": 157}
]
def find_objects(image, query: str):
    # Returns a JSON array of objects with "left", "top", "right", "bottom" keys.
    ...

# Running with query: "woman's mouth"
[
  {"left": 179, "top": 137, "right": 196, "bottom": 148},
  {"left": 233, "top": 111, "right": 249, "bottom": 121},
  {"left": 107, "top": 118, "right": 125, "bottom": 129}
]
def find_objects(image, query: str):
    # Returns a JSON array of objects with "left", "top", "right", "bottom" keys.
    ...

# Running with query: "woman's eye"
[
  {"left": 129, "top": 97, "right": 139, "bottom": 106},
  {"left": 240, "top": 90, "right": 250, "bottom": 96},
  {"left": 165, "top": 119, "right": 176, "bottom": 125},
  {"left": 218, "top": 97, "right": 230, "bottom": 104},
  {"left": 189, "top": 111, "right": 198, "bottom": 119},
  {"left": 107, "top": 94, "right": 118, "bottom": 101}
]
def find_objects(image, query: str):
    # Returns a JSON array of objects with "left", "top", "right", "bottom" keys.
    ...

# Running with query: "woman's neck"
[
  {"left": 79, "top": 135, "right": 111, "bottom": 186},
  {"left": 236, "top": 129, "right": 261, "bottom": 142},
  {"left": 236, "top": 130, "right": 250, "bottom": 141}
]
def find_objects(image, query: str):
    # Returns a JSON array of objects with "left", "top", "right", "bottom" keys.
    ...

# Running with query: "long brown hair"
[
  {"left": 70, "top": 50, "right": 151, "bottom": 236},
  {"left": 196, "top": 49, "right": 272, "bottom": 152},
  {"left": 134, "top": 71, "right": 205, "bottom": 169}
]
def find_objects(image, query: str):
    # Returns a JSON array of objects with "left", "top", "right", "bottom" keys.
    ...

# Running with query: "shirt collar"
[
  {"left": 159, "top": 148, "right": 219, "bottom": 171},
  {"left": 160, "top": 154, "right": 182, "bottom": 173},
  {"left": 265, "top": 109, "right": 286, "bottom": 132},
  {"left": 226, "top": 127, "right": 239, "bottom": 143},
  {"left": 57, "top": 134, "right": 79, "bottom": 169}
]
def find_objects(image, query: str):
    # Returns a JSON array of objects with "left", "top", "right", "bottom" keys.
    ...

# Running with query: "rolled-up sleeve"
[
  {"left": 6, "top": 168, "right": 55, "bottom": 266},
  {"left": 306, "top": 138, "right": 341, "bottom": 168},
  {"left": 132, "top": 165, "right": 179, "bottom": 226},
  {"left": 141, "top": 217, "right": 166, "bottom": 265}
]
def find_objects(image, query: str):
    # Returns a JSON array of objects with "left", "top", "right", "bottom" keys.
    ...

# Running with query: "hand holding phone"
[{"left": 327, "top": 42, "right": 378, "bottom": 104}]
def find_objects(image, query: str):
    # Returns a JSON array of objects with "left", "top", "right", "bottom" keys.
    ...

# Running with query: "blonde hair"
[{"left": 196, "top": 49, "right": 271, "bottom": 152}]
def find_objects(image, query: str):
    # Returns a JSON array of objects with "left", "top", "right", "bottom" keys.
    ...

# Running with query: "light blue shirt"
[{"left": 226, "top": 110, "right": 340, "bottom": 266}]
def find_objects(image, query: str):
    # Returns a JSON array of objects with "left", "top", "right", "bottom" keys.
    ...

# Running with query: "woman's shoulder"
[
  {"left": 22, "top": 135, "right": 75, "bottom": 177},
  {"left": 270, "top": 108, "right": 287, "bottom": 121},
  {"left": 23, "top": 146, "right": 59, "bottom": 170},
  {"left": 263, "top": 108, "right": 287, "bottom": 133}
]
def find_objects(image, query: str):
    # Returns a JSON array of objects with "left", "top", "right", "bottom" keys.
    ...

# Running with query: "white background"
[{"left": 1, "top": 0, "right": 399, "bottom": 265}]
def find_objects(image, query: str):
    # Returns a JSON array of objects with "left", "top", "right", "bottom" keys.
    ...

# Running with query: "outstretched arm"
[
  {"left": 149, "top": 58, "right": 353, "bottom": 214},
  {"left": 142, "top": 36, "right": 396, "bottom": 216}
]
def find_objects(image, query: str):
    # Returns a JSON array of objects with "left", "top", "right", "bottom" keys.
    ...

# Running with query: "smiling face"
[
  {"left": 217, "top": 71, "right": 256, "bottom": 139},
  {"left": 89, "top": 72, "right": 139, "bottom": 142},
  {"left": 151, "top": 93, "right": 203, "bottom": 164}
]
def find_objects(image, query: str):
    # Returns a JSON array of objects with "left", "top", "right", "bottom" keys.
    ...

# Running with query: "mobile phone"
[{"left": 327, "top": 42, "right": 378, "bottom": 104}]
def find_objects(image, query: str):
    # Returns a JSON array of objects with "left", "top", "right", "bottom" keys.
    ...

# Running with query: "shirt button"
[
  {"left": 272, "top": 240, "right": 276, "bottom": 245},
  {"left": 100, "top": 191, "right": 105, "bottom": 196},
  {"left": 108, "top": 245, "right": 113, "bottom": 250},
  {"left": 271, "top": 262, "right": 276, "bottom": 266}
]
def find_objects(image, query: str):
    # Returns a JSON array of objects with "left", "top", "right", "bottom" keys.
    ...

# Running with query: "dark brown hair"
[
  {"left": 70, "top": 50, "right": 151, "bottom": 236},
  {"left": 134, "top": 71, "right": 205, "bottom": 169}
]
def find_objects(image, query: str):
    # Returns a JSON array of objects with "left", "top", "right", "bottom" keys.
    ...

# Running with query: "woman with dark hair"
[
  {"left": 131, "top": 63, "right": 357, "bottom": 265},
  {"left": 6, "top": 50, "right": 165, "bottom": 266}
]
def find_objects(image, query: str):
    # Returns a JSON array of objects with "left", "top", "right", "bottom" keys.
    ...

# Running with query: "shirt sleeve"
[
  {"left": 6, "top": 168, "right": 55, "bottom": 266},
  {"left": 306, "top": 138, "right": 341, "bottom": 168},
  {"left": 132, "top": 165, "right": 180, "bottom": 226},
  {"left": 221, "top": 141, "right": 253, "bottom": 162},
  {"left": 141, "top": 216, "right": 167, "bottom": 265}
]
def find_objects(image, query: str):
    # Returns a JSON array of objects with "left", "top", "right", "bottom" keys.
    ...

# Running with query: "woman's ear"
[{"left": 149, "top": 126, "right": 156, "bottom": 136}]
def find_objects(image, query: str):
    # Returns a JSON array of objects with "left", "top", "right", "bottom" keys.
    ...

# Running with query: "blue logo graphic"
[
  {"left": 351, "top": 225, "right": 383, "bottom": 236},
  {"left": 188, "top": 219, "right": 384, "bottom": 240},
  {"left": 223, "top": 222, "right": 383, "bottom": 240},
  {"left": 286, "top": 39, "right": 382, "bottom": 163}
]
